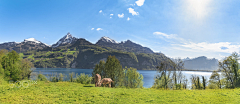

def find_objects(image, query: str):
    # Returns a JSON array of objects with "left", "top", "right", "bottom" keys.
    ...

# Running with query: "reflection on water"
[{"left": 31, "top": 68, "right": 216, "bottom": 88}]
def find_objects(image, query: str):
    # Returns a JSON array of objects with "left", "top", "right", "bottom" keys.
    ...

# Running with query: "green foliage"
[
  {"left": 0, "top": 50, "right": 34, "bottom": 82},
  {"left": 58, "top": 73, "right": 65, "bottom": 81},
  {"left": 76, "top": 73, "right": 92, "bottom": 84},
  {"left": 122, "top": 67, "right": 143, "bottom": 88},
  {"left": 69, "top": 72, "right": 75, "bottom": 82},
  {"left": 20, "top": 59, "right": 34, "bottom": 80},
  {"left": 208, "top": 71, "right": 221, "bottom": 89},
  {"left": 105, "top": 55, "right": 124, "bottom": 87},
  {"left": 153, "top": 58, "right": 185, "bottom": 90},
  {"left": 0, "top": 50, "right": 8, "bottom": 77},
  {"left": 27, "top": 54, "right": 34, "bottom": 60},
  {"left": 19, "top": 53, "right": 24, "bottom": 59},
  {"left": 38, "top": 74, "right": 48, "bottom": 81},
  {"left": 1, "top": 50, "right": 21, "bottom": 81},
  {"left": 92, "top": 55, "right": 144, "bottom": 88},
  {"left": 219, "top": 52, "right": 240, "bottom": 88},
  {"left": 202, "top": 76, "right": 206, "bottom": 90}
]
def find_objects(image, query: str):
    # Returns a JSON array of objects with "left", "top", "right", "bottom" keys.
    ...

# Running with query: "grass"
[
  {"left": 0, "top": 81, "right": 240, "bottom": 103},
  {"left": 67, "top": 51, "right": 76, "bottom": 55},
  {"left": 27, "top": 54, "right": 34, "bottom": 60}
]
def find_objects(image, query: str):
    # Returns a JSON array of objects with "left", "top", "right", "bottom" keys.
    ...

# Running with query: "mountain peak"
[
  {"left": 98, "top": 36, "right": 118, "bottom": 44},
  {"left": 24, "top": 38, "right": 40, "bottom": 43},
  {"left": 52, "top": 32, "right": 77, "bottom": 48},
  {"left": 63, "top": 32, "right": 73, "bottom": 39}
]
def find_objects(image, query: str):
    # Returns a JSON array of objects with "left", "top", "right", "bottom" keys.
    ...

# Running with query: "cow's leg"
[
  {"left": 95, "top": 82, "right": 97, "bottom": 87},
  {"left": 109, "top": 84, "right": 111, "bottom": 88}
]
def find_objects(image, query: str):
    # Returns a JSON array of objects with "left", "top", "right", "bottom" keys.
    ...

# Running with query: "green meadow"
[{"left": 0, "top": 81, "right": 240, "bottom": 103}]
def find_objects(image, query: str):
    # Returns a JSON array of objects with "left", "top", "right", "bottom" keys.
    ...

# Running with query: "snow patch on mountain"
[
  {"left": 24, "top": 38, "right": 40, "bottom": 43},
  {"left": 100, "top": 36, "right": 118, "bottom": 44},
  {"left": 52, "top": 32, "right": 77, "bottom": 48}
]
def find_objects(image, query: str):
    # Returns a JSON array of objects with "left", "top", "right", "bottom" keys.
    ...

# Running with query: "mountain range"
[
  {"left": 0, "top": 33, "right": 154, "bottom": 54},
  {"left": 0, "top": 33, "right": 170, "bottom": 70},
  {"left": 0, "top": 33, "right": 219, "bottom": 71},
  {"left": 183, "top": 56, "right": 219, "bottom": 71}
]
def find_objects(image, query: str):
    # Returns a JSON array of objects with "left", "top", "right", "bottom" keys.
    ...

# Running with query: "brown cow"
[
  {"left": 99, "top": 78, "right": 114, "bottom": 88},
  {"left": 95, "top": 74, "right": 101, "bottom": 87}
]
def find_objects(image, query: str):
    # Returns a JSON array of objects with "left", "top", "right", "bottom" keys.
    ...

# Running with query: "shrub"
[
  {"left": 76, "top": 73, "right": 92, "bottom": 84},
  {"left": 38, "top": 74, "right": 48, "bottom": 81},
  {"left": 122, "top": 67, "right": 143, "bottom": 88}
]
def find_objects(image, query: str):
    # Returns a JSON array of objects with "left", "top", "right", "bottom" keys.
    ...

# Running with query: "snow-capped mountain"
[
  {"left": 97, "top": 36, "right": 118, "bottom": 44},
  {"left": 0, "top": 38, "right": 49, "bottom": 53},
  {"left": 52, "top": 33, "right": 78, "bottom": 48},
  {"left": 96, "top": 37, "right": 154, "bottom": 54},
  {"left": 23, "top": 38, "right": 41, "bottom": 44},
  {"left": 0, "top": 42, "right": 19, "bottom": 46}
]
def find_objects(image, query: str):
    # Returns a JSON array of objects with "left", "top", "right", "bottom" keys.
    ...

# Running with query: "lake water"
[{"left": 31, "top": 68, "right": 215, "bottom": 88}]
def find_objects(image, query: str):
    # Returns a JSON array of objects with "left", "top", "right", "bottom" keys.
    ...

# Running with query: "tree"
[
  {"left": 153, "top": 60, "right": 173, "bottom": 89},
  {"left": 208, "top": 71, "right": 221, "bottom": 89},
  {"left": 202, "top": 76, "right": 207, "bottom": 90},
  {"left": 1, "top": 50, "right": 33, "bottom": 81},
  {"left": 20, "top": 58, "right": 34, "bottom": 80},
  {"left": 93, "top": 55, "right": 124, "bottom": 87},
  {"left": 190, "top": 75, "right": 202, "bottom": 89},
  {"left": 0, "top": 49, "right": 8, "bottom": 77},
  {"left": 122, "top": 67, "right": 143, "bottom": 88},
  {"left": 153, "top": 58, "right": 185, "bottom": 90},
  {"left": 76, "top": 73, "right": 92, "bottom": 84},
  {"left": 219, "top": 52, "right": 240, "bottom": 88},
  {"left": 1, "top": 50, "right": 21, "bottom": 81},
  {"left": 172, "top": 58, "right": 184, "bottom": 89}
]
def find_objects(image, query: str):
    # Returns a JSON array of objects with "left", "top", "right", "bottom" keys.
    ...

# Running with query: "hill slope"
[
  {"left": 23, "top": 38, "right": 169, "bottom": 70},
  {"left": 96, "top": 37, "right": 154, "bottom": 54}
]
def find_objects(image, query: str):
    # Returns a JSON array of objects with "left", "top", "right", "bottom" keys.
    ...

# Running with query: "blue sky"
[{"left": 1, "top": 0, "right": 240, "bottom": 60}]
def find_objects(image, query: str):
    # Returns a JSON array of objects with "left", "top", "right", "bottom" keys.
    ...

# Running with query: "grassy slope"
[{"left": 0, "top": 81, "right": 240, "bottom": 103}]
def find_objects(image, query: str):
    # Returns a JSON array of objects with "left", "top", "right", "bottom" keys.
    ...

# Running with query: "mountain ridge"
[{"left": 183, "top": 56, "right": 219, "bottom": 71}]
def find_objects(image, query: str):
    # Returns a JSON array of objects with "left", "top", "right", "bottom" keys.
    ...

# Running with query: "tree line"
[
  {"left": 152, "top": 52, "right": 240, "bottom": 90},
  {"left": 2, "top": 49, "right": 240, "bottom": 90},
  {"left": 0, "top": 50, "right": 34, "bottom": 82}
]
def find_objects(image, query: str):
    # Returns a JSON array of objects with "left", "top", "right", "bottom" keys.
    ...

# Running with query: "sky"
[{"left": 1, "top": 0, "right": 240, "bottom": 60}]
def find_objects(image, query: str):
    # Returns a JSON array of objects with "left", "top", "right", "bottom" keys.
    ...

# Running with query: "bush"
[
  {"left": 38, "top": 74, "right": 48, "bottom": 81},
  {"left": 59, "top": 73, "right": 65, "bottom": 81},
  {"left": 122, "top": 67, "right": 143, "bottom": 88},
  {"left": 0, "top": 75, "right": 7, "bottom": 85},
  {"left": 76, "top": 73, "right": 92, "bottom": 84}
]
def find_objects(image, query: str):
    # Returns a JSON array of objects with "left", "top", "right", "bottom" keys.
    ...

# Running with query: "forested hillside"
[{"left": 21, "top": 38, "right": 171, "bottom": 70}]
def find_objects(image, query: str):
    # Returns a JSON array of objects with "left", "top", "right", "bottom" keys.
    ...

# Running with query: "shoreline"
[{"left": 33, "top": 67, "right": 218, "bottom": 72}]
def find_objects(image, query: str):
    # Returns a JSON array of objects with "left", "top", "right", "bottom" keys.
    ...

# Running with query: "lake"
[{"left": 31, "top": 68, "right": 215, "bottom": 88}]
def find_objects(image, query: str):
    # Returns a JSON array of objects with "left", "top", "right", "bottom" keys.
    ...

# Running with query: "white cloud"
[
  {"left": 128, "top": 8, "right": 139, "bottom": 16},
  {"left": 180, "top": 42, "right": 240, "bottom": 53},
  {"left": 153, "top": 31, "right": 240, "bottom": 56},
  {"left": 110, "top": 17, "right": 112, "bottom": 18},
  {"left": 127, "top": 17, "right": 130, "bottom": 21},
  {"left": 110, "top": 14, "right": 113, "bottom": 16},
  {"left": 118, "top": 13, "right": 124, "bottom": 18},
  {"left": 135, "top": 0, "right": 145, "bottom": 6},
  {"left": 96, "top": 28, "right": 103, "bottom": 31},
  {"left": 91, "top": 28, "right": 94, "bottom": 30},
  {"left": 153, "top": 32, "right": 177, "bottom": 39},
  {"left": 99, "top": 10, "right": 102, "bottom": 13}
]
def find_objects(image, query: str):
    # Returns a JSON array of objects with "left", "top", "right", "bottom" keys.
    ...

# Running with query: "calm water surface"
[{"left": 31, "top": 68, "right": 214, "bottom": 88}]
